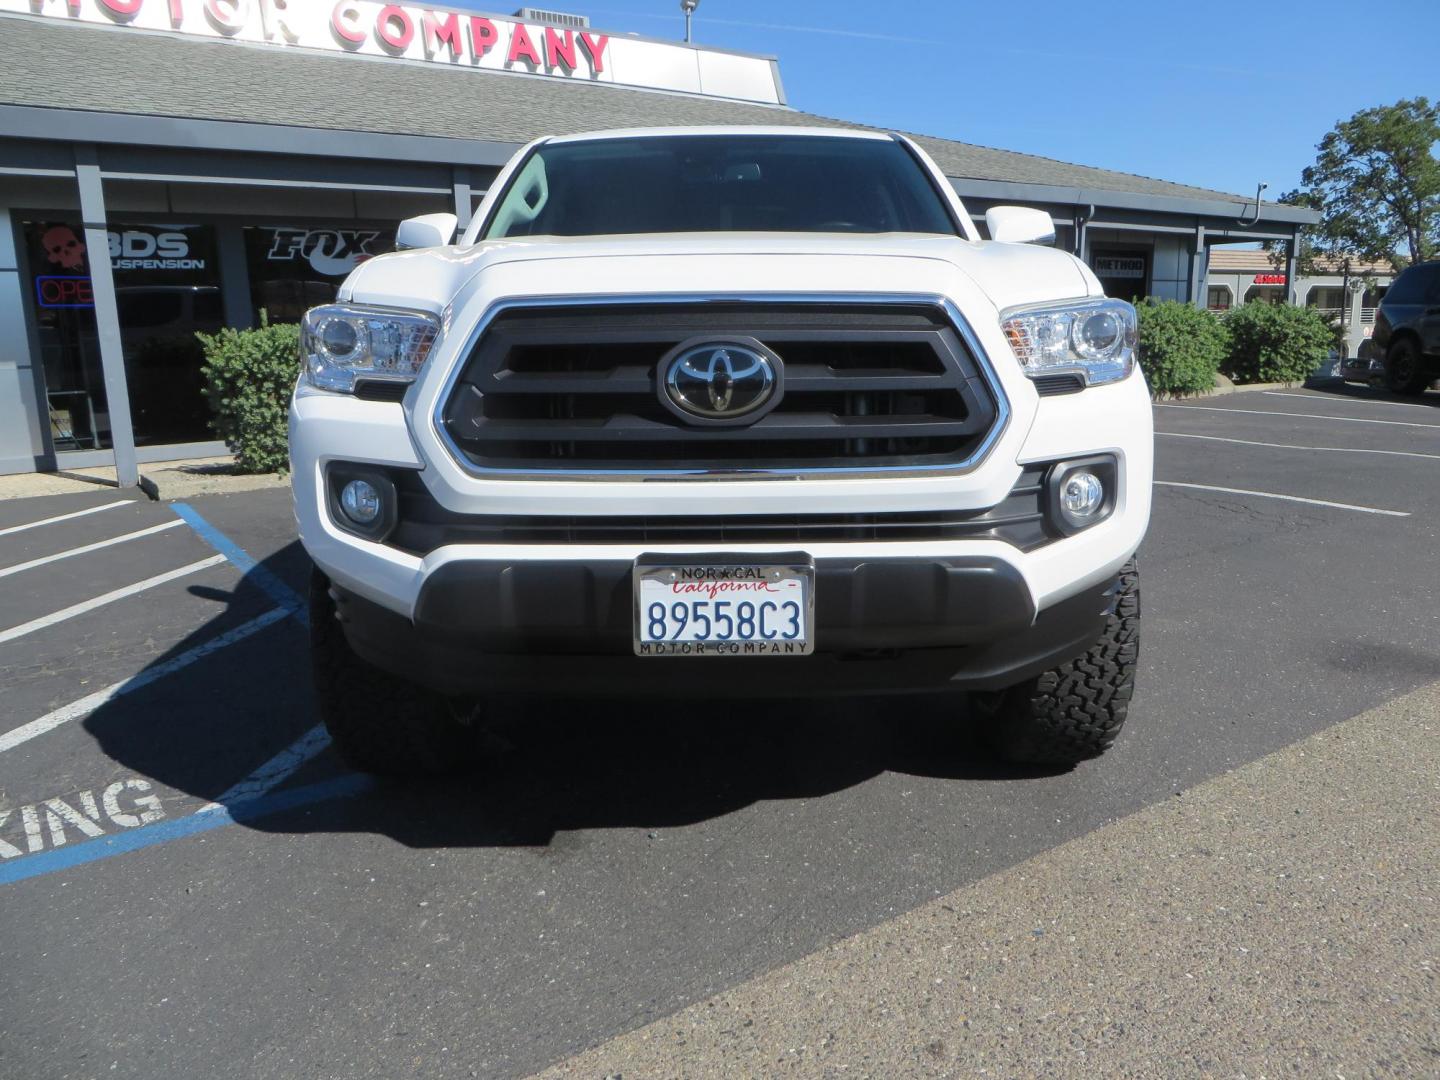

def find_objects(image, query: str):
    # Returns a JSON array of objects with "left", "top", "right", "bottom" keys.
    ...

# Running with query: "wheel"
[
  {"left": 309, "top": 568, "right": 476, "bottom": 776},
  {"left": 977, "top": 559, "right": 1140, "bottom": 766},
  {"left": 1385, "top": 338, "right": 1429, "bottom": 395}
]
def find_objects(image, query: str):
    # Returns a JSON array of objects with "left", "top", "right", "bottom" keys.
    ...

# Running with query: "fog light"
[
  {"left": 339, "top": 479, "right": 381, "bottom": 525},
  {"left": 1060, "top": 471, "right": 1105, "bottom": 523},
  {"left": 1045, "top": 457, "right": 1116, "bottom": 537}
]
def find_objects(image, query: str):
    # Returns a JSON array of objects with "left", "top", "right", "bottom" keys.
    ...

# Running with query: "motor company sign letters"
[{"left": 4, "top": 0, "right": 785, "bottom": 103}]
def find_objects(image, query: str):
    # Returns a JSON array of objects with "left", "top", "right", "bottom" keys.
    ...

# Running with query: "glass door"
[{"left": 23, "top": 220, "right": 226, "bottom": 451}]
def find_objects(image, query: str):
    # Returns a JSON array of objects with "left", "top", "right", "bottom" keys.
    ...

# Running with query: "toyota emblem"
[{"left": 659, "top": 337, "right": 783, "bottom": 426}]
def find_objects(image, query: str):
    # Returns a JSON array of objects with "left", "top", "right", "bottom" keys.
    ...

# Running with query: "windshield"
[{"left": 481, "top": 134, "right": 958, "bottom": 240}]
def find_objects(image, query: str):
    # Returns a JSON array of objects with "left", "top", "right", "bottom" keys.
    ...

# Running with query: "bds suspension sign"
[{"left": 5, "top": 0, "right": 784, "bottom": 102}]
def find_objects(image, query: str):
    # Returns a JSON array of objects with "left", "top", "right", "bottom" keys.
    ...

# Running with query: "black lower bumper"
[{"left": 331, "top": 555, "right": 1120, "bottom": 697}]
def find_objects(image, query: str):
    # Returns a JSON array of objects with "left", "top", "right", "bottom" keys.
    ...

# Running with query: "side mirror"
[
  {"left": 984, "top": 206, "right": 1056, "bottom": 246},
  {"left": 396, "top": 212, "right": 458, "bottom": 250}
]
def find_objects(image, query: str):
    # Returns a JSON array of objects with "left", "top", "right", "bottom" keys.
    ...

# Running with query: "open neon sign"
[{"left": 36, "top": 276, "right": 95, "bottom": 309}]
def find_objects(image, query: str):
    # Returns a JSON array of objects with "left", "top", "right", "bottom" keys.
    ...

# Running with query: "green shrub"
[
  {"left": 1134, "top": 299, "right": 1227, "bottom": 396},
  {"left": 1222, "top": 301, "right": 1334, "bottom": 384},
  {"left": 197, "top": 317, "right": 301, "bottom": 474}
]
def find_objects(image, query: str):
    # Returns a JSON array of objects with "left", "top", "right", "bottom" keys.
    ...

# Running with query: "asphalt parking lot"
[{"left": 2, "top": 384, "right": 1437, "bottom": 1079}]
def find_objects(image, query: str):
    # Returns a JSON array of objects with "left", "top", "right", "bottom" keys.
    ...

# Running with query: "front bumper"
[
  {"left": 328, "top": 560, "right": 1121, "bottom": 696},
  {"left": 417, "top": 553, "right": 1035, "bottom": 651}
]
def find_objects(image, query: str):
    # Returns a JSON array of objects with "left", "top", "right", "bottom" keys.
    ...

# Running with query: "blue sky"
[{"left": 474, "top": 0, "right": 1439, "bottom": 199}]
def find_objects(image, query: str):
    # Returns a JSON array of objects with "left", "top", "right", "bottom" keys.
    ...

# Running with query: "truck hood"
[{"left": 340, "top": 233, "right": 1095, "bottom": 317}]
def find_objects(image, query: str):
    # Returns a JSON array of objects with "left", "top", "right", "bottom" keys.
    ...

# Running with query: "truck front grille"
[{"left": 440, "top": 301, "right": 1003, "bottom": 475}]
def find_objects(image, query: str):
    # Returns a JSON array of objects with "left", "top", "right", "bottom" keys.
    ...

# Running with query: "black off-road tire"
[
  {"left": 309, "top": 568, "right": 476, "bottom": 776},
  {"left": 978, "top": 559, "right": 1140, "bottom": 766},
  {"left": 1385, "top": 339, "right": 1429, "bottom": 396}
]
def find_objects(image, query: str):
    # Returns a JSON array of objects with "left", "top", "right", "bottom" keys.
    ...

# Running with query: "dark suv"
[{"left": 1372, "top": 261, "right": 1440, "bottom": 395}]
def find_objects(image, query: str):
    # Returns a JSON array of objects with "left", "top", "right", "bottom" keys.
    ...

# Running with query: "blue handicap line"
[
  {"left": 0, "top": 773, "right": 375, "bottom": 887},
  {"left": 171, "top": 503, "right": 309, "bottom": 627}
]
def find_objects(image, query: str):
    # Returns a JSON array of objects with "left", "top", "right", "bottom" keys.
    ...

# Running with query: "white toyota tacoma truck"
[{"left": 290, "top": 127, "right": 1151, "bottom": 774}]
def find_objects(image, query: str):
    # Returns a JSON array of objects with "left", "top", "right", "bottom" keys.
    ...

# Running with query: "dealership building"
[
  {"left": 1205, "top": 249, "right": 1394, "bottom": 361},
  {"left": 0, "top": 1, "right": 1318, "bottom": 481}
]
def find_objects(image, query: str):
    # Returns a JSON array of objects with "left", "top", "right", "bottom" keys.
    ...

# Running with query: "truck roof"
[{"left": 542, "top": 127, "right": 896, "bottom": 145}]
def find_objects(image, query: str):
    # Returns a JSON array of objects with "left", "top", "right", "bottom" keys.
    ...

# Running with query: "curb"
[
  {"left": 1152, "top": 376, "right": 1344, "bottom": 403},
  {"left": 137, "top": 456, "right": 289, "bottom": 502},
  {"left": 139, "top": 469, "right": 289, "bottom": 502}
]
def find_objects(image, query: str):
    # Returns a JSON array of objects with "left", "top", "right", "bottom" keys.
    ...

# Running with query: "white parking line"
[
  {"left": 0, "top": 607, "right": 290, "bottom": 755},
  {"left": 1154, "top": 481, "right": 1410, "bottom": 517},
  {"left": 0, "top": 519, "right": 185, "bottom": 579},
  {"left": 0, "top": 555, "right": 227, "bottom": 645},
  {"left": 0, "top": 501, "right": 128, "bottom": 538},
  {"left": 1157, "top": 431, "right": 1440, "bottom": 461},
  {"left": 201, "top": 723, "right": 334, "bottom": 810},
  {"left": 1154, "top": 403, "right": 1440, "bottom": 430},
  {"left": 1263, "top": 391, "right": 1439, "bottom": 411}
]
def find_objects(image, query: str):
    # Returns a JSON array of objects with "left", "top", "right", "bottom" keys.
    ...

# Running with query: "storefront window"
[
  {"left": 1243, "top": 284, "right": 1287, "bottom": 305},
  {"left": 1090, "top": 250, "right": 1149, "bottom": 301},
  {"left": 23, "top": 220, "right": 224, "bottom": 450},
  {"left": 1306, "top": 286, "right": 1346, "bottom": 321},
  {"left": 244, "top": 224, "right": 394, "bottom": 325},
  {"left": 1206, "top": 286, "right": 1231, "bottom": 311}
]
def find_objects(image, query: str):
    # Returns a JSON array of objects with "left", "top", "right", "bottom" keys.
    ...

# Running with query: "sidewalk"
[
  {"left": 537, "top": 681, "right": 1440, "bottom": 1079},
  {"left": 0, "top": 457, "right": 288, "bottom": 502}
]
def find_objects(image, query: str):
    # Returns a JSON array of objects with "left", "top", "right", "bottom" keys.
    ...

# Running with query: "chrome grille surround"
[{"left": 432, "top": 293, "right": 1012, "bottom": 481}]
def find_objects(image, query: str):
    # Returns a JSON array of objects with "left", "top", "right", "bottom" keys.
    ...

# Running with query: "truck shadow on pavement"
[{"left": 82, "top": 543, "right": 1058, "bottom": 851}]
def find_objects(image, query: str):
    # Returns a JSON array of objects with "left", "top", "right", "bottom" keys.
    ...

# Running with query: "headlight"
[
  {"left": 301, "top": 304, "right": 440, "bottom": 393},
  {"left": 1000, "top": 298, "right": 1136, "bottom": 386}
]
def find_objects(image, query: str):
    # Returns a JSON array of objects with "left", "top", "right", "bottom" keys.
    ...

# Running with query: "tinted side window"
[
  {"left": 1422, "top": 265, "right": 1440, "bottom": 304},
  {"left": 1384, "top": 267, "right": 1426, "bottom": 305}
]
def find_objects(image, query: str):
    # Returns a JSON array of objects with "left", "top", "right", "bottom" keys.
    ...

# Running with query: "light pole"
[
  {"left": 1344, "top": 265, "right": 1364, "bottom": 361},
  {"left": 681, "top": 0, "right": 698, "bottom": 43}
]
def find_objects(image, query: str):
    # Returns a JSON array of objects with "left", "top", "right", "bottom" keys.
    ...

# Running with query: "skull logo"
[{"left": 42, "top": 225, "right": 86, "bottom": 271}]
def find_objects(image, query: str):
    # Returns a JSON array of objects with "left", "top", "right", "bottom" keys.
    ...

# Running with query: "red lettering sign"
[
  {"left": 544, "top": 27, "right": 577, "bottom": 70},
  {"left": 468, "top": 16, "right": 498, "bottom": 56},
  {"left": 1253, "top": 273, "right": 1287, "bottom": 285},
  {"left": 330, "top": 2, "right": 365, "bottom": 44},
  {"left": 375, "top": 4, "right": 413, "bottom": 51},
  {"left": 579, "top": 31, "right": 609, "bottom": 73},
  {"left": 507, "top": 24, "right": 541, "bottom": 65},
  {"left": 422, "top": 11, "right": 462, "bottom": 57}
]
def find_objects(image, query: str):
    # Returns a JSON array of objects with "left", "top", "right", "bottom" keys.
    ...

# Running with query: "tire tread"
[
  {"left": 1386, "top": 339, "right": 1429, "bottom": 396},
  {"left": 983, "top": 559, "right": 1140, "bottom": 765}
]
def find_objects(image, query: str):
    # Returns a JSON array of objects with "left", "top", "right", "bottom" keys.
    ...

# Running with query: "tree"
[{"left": 1280, "top": 98, "right": 1440, "bottom": 274}]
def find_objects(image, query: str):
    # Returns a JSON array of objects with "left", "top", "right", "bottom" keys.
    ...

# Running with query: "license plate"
[{"left": 633, "top": 560, "right": 814, "bottom": 656}]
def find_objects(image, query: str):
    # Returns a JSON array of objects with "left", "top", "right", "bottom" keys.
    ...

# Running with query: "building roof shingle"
[
  {"left": 1207, "top": 249, "right": 1392, "bottom": 275},
  {"left": 0, "top": 14, "right": 1277, "bottom": 209}
]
